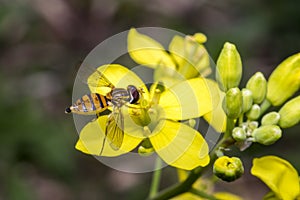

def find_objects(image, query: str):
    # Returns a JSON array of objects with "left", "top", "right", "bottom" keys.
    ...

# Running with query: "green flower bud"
[
  {"left": 267, "top": 53, "right": 300, "bottom": 106},
  {"left": 222, "top": 87, "right": 243, "bottom": 119},
  {"left": 252, "top": 125, "right": 282, "bottom": 145},
  {"left": 246, "top": 104, "right": 261, "bottom": 120},
  {"left": 193, "top": 33, "right": 207, "bottom": 44},
  {"left": 216, "top": 42, "right": 242, "bottom": 92},
  {"left": 261, "top": 111, "right": 280, "bottom": 126},
  {"left": 182, "top": 119, "right": 196, "bottom": 128},
  {"left": 213, "top": 156, "right": 244, "bottom": 182},
  {"left": 246, "top": 72, "right": 267, "bottom": 104},
  {"left": 138, "top": 146, "right": 154, "bottom": 156},
  {"left": 248, "top": 121, "right": 259, "bottom": 131},
  {"left": 138, "top": 139, "right": 154, "bottom": 156},
  {"left": 241, "top": 88, "right": 253, "bottom": 113},
  {"left": 278, "top": 96, "right": 300, "bottom": 128},
  {"left": 232, "top": 127, "right": 247, "bottom": 141}
]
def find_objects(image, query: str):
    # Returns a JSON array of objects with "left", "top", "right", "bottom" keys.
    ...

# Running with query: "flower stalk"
[{"left": 149, "top": 157, "right": 163, "bottom": 198}]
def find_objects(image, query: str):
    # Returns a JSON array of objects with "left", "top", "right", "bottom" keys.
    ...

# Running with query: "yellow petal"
[
  {"left": 159, "top": 78, "right": 219, "bottom": 120},
  {"left": 171, "top": 193, "right": 203, "bottom": 200},
  {"left": 169, "top": 35, "right": 211, "bottom": 78},
  {"left": 251, "top": 156, "right": 300, "bottom": 200},
  {"left": 75, "top": 116, "right": 143, "bottom": 156},
  {"left": 203, "top": 81, "right": 227, "bottom": 132},
  {"left": 149, "top": 120, "right": 210, "bottom": 170},
  {"left": 153, "top": 63, "right": 186, "bottom": 88},
  {"left": 88, "top": 64, "right": 149, "bottom": 100},
  {"left": 214, "top": 192, "right": 243, "bottom": 200},
  {"left": 169, "top": 35, "right": 185, "bottom": 67},
  {"left": 128, "top": 28, "right": 176, "bottom": 68}
]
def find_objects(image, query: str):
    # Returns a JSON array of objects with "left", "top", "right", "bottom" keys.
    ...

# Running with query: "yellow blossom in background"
[
  {"left": 214, "top": 192, "right": 243, "bottom": 200},
  {"left": 75, "top": 64, "right": 220, "bottom": 170},
  {"left": 251, "top": 155, "right": 300, "bottom": 200}
]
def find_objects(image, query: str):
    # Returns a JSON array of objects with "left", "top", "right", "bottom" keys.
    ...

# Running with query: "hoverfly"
[{"left": 65, "top": 69, "right": 142, "bottom": 154}]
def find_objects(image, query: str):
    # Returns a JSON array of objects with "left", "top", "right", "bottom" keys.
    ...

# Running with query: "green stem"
[
  {"left": 189, "top": 188, "right": 220, "bottom": 200},
  {"left": 225, "top": 117, "right": 235, "bottom": 138},
  {"left": 148, "top": 157, "right": 163, "bottom": 198},
  {"left": 146, "top": 166, "right": 205, "bottom": 200},
  {"left": 260, "top": 99, "right": 271, "bottom": 116},
  {"left": 147, "top": 118, "right": 235, "bottom": 200},
  {"left": 238, "top": 114, "right": 244, "bottom": 126}
]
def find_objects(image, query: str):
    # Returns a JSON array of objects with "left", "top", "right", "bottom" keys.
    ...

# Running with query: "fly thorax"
[{"left": 111, "top": 88, "right": 130, "bottom": 104}]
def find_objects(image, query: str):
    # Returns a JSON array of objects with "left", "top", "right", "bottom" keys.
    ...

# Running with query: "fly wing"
[
  {"left": 103, "top": 106, "right": 124, "bottom": 152},
  {"left": 77, "top": 65, "right": 115, "bottom": 95}
]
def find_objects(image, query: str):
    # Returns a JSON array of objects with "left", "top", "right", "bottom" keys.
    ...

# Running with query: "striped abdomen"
[{"left": 66, "top": 93, "right": 110, "bottom": 115}]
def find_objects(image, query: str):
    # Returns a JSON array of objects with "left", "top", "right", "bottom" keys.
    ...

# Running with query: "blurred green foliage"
[{"left": 0, "top": 0, "right": 299, "bottom": 199}]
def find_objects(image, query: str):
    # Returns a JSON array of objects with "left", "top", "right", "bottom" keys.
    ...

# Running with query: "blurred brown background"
[{"left": 1, "top": 0, "right": 300, "bottom": 199}]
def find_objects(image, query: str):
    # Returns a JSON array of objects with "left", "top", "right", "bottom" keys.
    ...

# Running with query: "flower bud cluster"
[{"left": 216, "top": 43, "right": 300, "bottom": 150}]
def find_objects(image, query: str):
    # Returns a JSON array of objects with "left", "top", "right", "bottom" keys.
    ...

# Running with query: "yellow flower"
[
  {"left": 127, "top": 28, "right": 211, "bottom": 85},
  {"left": 75, "top": 64, "right": 219, "bottom": 170},
  {"left": 128, "top": 28, "right": 226, "bottom": 133},
  {"left": 251, "top": 155, "right": 300, "bottom": 200}
]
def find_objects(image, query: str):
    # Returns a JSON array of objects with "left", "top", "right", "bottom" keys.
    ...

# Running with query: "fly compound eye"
[
  {"left": 127, "top": 85, "right": 140, "bottom": 104},
  {"left": 65, "top": 107, "right": 72, "bottom": 113}
]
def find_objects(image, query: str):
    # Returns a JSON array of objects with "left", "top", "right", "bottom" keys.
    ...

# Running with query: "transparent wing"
[
  {"left": 88, "top": 69, "right": 115, "bottom": 89},
  {"left": 77, "top": 64, "right": 115, "bottom": 94},
  {"left": 102, "top": 106, "right": 124, "bottom": 153}
]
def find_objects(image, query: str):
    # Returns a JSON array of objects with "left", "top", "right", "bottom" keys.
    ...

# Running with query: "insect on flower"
[{"left": 65, "top": 69, "right": 143, "bottom": 154}]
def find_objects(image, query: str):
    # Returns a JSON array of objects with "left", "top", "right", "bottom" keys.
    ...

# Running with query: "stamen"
[
  {"left": 151, "top": 89, "right": 161, "bottom": 106},
  {"left": 143, "top": 126, "right": 152, "bottom": 136}
]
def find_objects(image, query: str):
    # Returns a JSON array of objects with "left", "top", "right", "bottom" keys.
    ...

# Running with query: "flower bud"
[
  {"left": 246, "top": 104, "right": 261, "bottom": 120},
  {"left": 252, "top": 125, "right": 282, "bottom": 145},
  {"left": 192, "top": 33, "right": 207, "bottom": 44},
  {"left": 246, "top": 72, "right": 267, "bottom": 104},
  {"left": 248, "top": 121, "right": 259, "bottom": 131},
  {"left": 241, "top": 88, "right": 253, "bottom": 113},
  {"left": 213, "top": 156, "right": 244, "bottom": 182},
  {"left": 138, "top": 139, "right": 154, "bottom": 156},
  {"left": 278, "top": 96, "right": 300, "bottom": 128},
  {"left": 261, "top": 111, "right": 280, "bottom": 126},
  {"left": 222, "top": 87, "right": 243, "bottom": 119},
  {"left": 216, "top": 42, "right": 242, "bottom": 91},
  {"left": 267, "top": 53, "right": 300, "bottom": 106},
  {"left": 138, "top": 146, "right": 154, "bottom": 156},
  {"left": 232, "top": 127, "right": 247, "bottom": 141}
]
